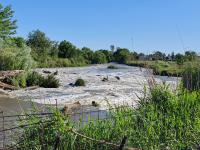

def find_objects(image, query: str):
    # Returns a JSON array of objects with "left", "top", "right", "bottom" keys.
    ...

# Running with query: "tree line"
[{"left": 0, "top": 3, "right": 199, "bottom": 71}]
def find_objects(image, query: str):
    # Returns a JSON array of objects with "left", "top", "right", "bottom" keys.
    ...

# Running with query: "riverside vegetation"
[
  {"left": 16, "top": 74, "right": 200, "bottom": 149},
  {"left": 3, "top": 71, "right": 60, "bottom": 88}
]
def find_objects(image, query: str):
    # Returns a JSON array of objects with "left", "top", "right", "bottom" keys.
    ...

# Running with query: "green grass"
[
  {"left": 182, "top": 63, "right": 200, "bottom": 91},
  {"left": 15, "top": 85, "right": 200, "bottom": 150},
  {"left": 35, "top": 57, "right": 88, "bottom": 68},
  {"left": 126, "top": 60, "right": 200, "bottom": 77}
]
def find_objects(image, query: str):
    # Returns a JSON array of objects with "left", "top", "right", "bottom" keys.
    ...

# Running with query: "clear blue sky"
[{"left": 1, "top": 0, "right": 200, "bottom": 54}]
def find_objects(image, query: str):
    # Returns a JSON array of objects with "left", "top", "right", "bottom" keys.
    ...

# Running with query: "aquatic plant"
[
  {"left": 74, "top": 78, "right": 85, "bottom": 86},
  {"left": 107, "top": 65, "right": 118, "bottom": 69}
]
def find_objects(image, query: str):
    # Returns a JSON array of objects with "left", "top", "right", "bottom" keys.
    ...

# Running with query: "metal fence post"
[
  {"left": 1, "top": 111, "right": 5, "bottom": 149},
  {"left": 55, "top": 99, "right": 58, "bottom": 111}
]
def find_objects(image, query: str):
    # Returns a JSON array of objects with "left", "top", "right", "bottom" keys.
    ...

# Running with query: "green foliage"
[
  {"left": 4, "top": 72, "right": 27, "bottom": 88},
  {"left": 74, "top": 78, "right": 85, "bottom": 86},
  {"left": 126, "top": 60, "right": 185, "bottom": 76},
  {"left": 98, "top": 49, "right": 113, "bottom": 62},
  {"left": 81, "top": 47, "right": 94, "bottom": 64},
  {"left": 7, "top": 71, "right": 60, "bottom": 88},
  {"left": 27, "top": 30, "right": 53, "bottom": 55},
  {"left": 11, "top": 37, "right": 26, "bottom": 47},
  {"left": 182, "top": 63, "right": 200, "bottom": 91},
  {"left": 40, "top": 74, "right": 60, "bottom": 88},
  {"left": 185, "top": 51, "right": 197, "bottom": 61},
  {"left": 58, "top": 40, "right": 78, "bottom": 58},
  {"left": 113, "top": 48, "right": 131, "bottom": 64},
  {"left": 26, "top": 71, "right": 43, "bottom": 87},
  {"left": 175, "top": 53, "right": 185, "bottom": 65},
  {"left": 0, "top": 42, "right": 35, "bottom": 71},
  {"left": 152, "top": 51, "right": 166, "bottom": 60},
  {"left": 82, "top": 86, "right": 200, "bottom": 149},
  {"left": 0, "top": 3, "right": 17, "bottom": 39},
  {"left": 92, "top": 51, "right": 107, "bottom": 64}
]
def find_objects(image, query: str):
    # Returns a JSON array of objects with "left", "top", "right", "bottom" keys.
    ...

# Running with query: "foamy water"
[{"left": 3, "top": 64, "right": 180, "bottom": 109}]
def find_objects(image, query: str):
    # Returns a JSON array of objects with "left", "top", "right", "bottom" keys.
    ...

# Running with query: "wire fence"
[{"left": 0, "top": 104, "right": 137, "bottom": 150}]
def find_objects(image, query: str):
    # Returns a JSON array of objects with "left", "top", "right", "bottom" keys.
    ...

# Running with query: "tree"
[
  {"left": 49, "top": 41, "right": 59, "bottom": 57},
  {"left": 175, "top": 53, "right": 184, "bottom": 65},
  {"left": 98, "top": 49, "right": 113, "bottom": 62},
  {"left": 0, "top": 3, "right": 17, "bottom": 39},
  {"left": 81, "top": 47, "right": 94, "bottom": 63},
  {"left": 131, "top": 51, "right": 138, "bottom": 60},
  {"left": 113, "top": 48, "right": 131, "bottom": 63},
  {"left": 58, "top": 40, "right": 77, "bottom": 58},
  {"left": 152, "top": 51, "right": 166, "bottom": 60},
  {"left": 92, "top": 51, "right": 107, "bottom": 64},
  {"left": 185, "top": 51, "right": 197, "bottom": 61},
  {"left": 27, "top": 30, "right": 52, "bottom": 55},
  {"left": 0, "top": 43, "right": 35, "bottom": 71},
  {"left": 12, "top": 37, "right": 26, "bottom": 47}
]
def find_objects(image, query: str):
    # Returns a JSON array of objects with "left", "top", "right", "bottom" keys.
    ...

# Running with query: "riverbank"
[{"left": 126, "top": 60, "right": 183, "bottom": 76}]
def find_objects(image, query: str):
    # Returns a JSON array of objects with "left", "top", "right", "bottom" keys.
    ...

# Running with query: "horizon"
[{"left": 1, "top": 0, "right": 200, "bottom": 54}]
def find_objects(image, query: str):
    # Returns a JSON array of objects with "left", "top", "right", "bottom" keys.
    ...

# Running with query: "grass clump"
[
  {"left": 40, "top": 74, "right": 60, "bottom": 88},
  {"left": 127, "top": 60, "right": 182, "bottom": 76},
  {"left": 26, "top": 71, "right": 44, "bottom": 87},
  {"left": 74, "top": 78, "right": 85, "bottom": 86},
  {"left": 5, "top": 71, "right": 60, "bottom": 88},
  {"left": 107, "top": 65, "right": 118, "bottom": 69},
  {"left": 182, "top": 64, "right": 200, "bottom": 91}
]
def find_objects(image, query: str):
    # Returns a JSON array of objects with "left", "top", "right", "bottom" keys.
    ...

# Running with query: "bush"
[
  {"left": 0, "top": 42, "right": 35, "bottom": 71},
  {"left": 182, "top": 64, "right": 200, "bottom": 91},
  {"left": 92, "top": 51, "right": 107, "bottom": 64},
  {"left": 6, "top": 71, "right": 60, "bottom": 88},
  {"left": 107, "top": 65, "right": 118, "bottom": 69},
  {"left": 26, "top": 71, "right": 44, "bottom": 87},
  {"left": 3, "top": 73, "right": 27, "bottom": 88},
  {"left": 113, "top": 48, "right": 131, "bottom": 64},
  {"left": 74, "top": 78, "right": 85, "bottom": 86},
  {"left": 40, "top": 74, "right": 60, "bottom": 88}
]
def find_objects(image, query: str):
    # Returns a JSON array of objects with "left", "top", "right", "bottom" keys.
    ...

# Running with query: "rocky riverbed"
[{"left": 1, "top": 64, "right": 180, "bottom": 110}]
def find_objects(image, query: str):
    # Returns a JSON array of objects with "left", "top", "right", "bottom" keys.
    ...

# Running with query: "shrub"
[
  {"left": 74, "top": 78, "right": 85, "bottom": 86},
  {"left": 182, "top": 64, "right": 200, "bottom": 91},
  {"left": 40, "top": 74, "right": 60, "bottom": 88},
  {"left": 102, "top": 76, "right": 108, "bottom": 82},
  {"left": 92, "top": 51, "right": 107, "bottom": 64},
  {"left": 113, "top": 48, "right": 131, "bottom": 64},
  {"left": 107, "top": 65, "right": 118, "bottom": 69},
  {"left": 0, "top": 43, "right": 35, "bottom": 71},
  {"left": 6, "top": 71, "right": 60, "bottom": 88},
  {"left": 26, "top": 71, "right": 44, "bottom": 87},
  {"left": 3, "top": 73, "right": 27, "bottom": 88}
]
